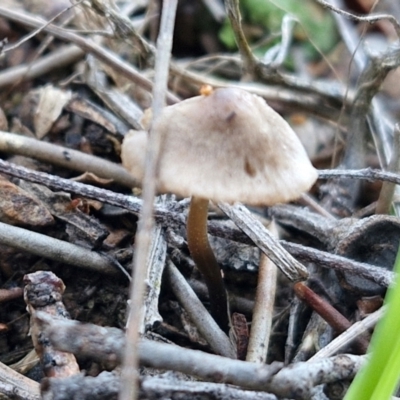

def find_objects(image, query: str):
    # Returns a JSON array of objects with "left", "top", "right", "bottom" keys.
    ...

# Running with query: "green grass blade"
[
  {"left": 370, "top": 332, "right": 400, "bottom": 399},
  {"left": 344, "top": 248, "right": 400, "bottom": 400}
]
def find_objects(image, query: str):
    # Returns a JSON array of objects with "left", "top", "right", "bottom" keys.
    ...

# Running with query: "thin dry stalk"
[
  {"left": 0, "top": 45, "right": 84, "bottom": 88},
  {"left": 246, "top": 221, "right": 278, "bottom": 363},
  {"left": 165, "top": 261, "right": 236, "bottom": 358},
  {"left": 0, "top": 131, "right": 136, "bottom": 188},
  {"left": 318, "top": 168, "right": 400, "bottom": 185},
  {"left": 315, "top": 0, "right": 400, "bottom": 37},
  {"left": 310, "top": 307, "right": 384, "bottom": 361},
  {"left": 224, "top": 0, "right": 257, "bottom": 76},
  {"left": 293, "top": 282, "right": 369, "bottom": 354},
  {"left": 141, "top": 217, "right": 168, "bottom": 332},
  {"left": 120, "top": 1, "right": 178, "bottom": 399},
  {"left": 218, "top": 202, "right": 309, "bottom": 281},
  {"left": 0, "top": 221, "right": 118, "bottom": 275}
]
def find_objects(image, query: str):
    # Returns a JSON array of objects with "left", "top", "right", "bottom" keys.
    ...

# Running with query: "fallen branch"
[{"left": 40, "top": 314, "right": 365, "bottom": 399}]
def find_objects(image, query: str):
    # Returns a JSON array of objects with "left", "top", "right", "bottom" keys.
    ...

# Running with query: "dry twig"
[
  {"left": 0, "top": 221, "right": 119, "bottom": 275},
  {"left": 166, "top": 261, "right": 236, "bottom": 358},
  {"left": 40, "top": 314, "right": 366, "bottom": 399},
  {"left": 0, "top": 131, "right": 136, "bottom": 188},
  {"left": 120, "top": 1, "right": 178, "bottom": 399},
  {"left": 246, "top": 221, "right": 278, "bottom": 363}
]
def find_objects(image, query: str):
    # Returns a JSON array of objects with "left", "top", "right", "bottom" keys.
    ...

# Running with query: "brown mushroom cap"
[{"left": 122, "top": 87, "right": 318, "bottom": 205}]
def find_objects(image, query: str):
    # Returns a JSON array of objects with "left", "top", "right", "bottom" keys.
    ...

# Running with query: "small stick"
[
  {"left": 246, "top": 221, "right": 278, "bottom": 363},
  {"left": 318, "top": 168, "right": 400, "bottom": 184},
  {"left": 0, "top": 221, "right": 118, "bottom": 275},
  {"left": 0, "top": 45, "right": 84, "bottom": 88},
  {"left": 166, "top": 261, "right": 235, "bottom": 358},
  {"left": 224, "top": 0, "right": 258, "bottom": 76},
  {"left": 219, "top": 202, "right": 309, "bottom": 282},
  {"left": 310, "top": 307, "right": 384, "bottom": 361},
  {"left": 0, "top": 131, "right": 137, "bottom": 188},
  {"left": 141, "top": 216, "right": 168, "bottom": 332},
  {"left": 231, "top": 312, "right": 250, "bottom": 360},
  {"left": 315, "top": 0, "right": 400, "bottom": 38},
  {"left": 119, "top": 1, "right": 178, "bottom": 399},
  {"left": 293, "top": 282, "right": 369, "bottom": 353}
]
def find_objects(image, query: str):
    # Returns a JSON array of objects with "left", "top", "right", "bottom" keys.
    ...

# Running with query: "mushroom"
[{"left": 122, "top": 87, "right": 318, "bottom": 332}]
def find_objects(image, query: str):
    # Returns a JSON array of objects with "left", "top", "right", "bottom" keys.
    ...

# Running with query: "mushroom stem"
[{"left": 187, "top": 196, "right": 229, "bottom": 333}]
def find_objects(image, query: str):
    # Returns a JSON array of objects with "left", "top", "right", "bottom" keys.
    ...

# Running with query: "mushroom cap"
[{"left": 122, "top": 88, "right": 318, "bottom": 206}]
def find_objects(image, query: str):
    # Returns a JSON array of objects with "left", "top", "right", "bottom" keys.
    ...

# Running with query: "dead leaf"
[
  {"left": 34, "top": 85, "right": 72, "bottom": 139},
  {"left": 0, "top": 177, "right": 54, "bottom": 227},
  {"left": 66, "top": 97, "right": 118, "bottom": 134}
]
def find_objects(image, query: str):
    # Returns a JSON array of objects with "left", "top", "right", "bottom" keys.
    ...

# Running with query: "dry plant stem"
[
  {"left": 285, "top": 297, "right": 303, "bottom": 364},
  {"left": 293, "top": 282, "right": 369, "bottom": 353},
  {"left": 0, "top": 131, "right": 137, "bottom": 188},
  {"left": 142, "top": 376, "right": 277, "bottom": 400},
  {"left": 284, "top": 240, "right": 393, "bottom": 287},
  {"left": 310, "top": 306, "right": 384, "bottom": 361},
  {"left": 0, "top": 6, "right": 179, "bottom": 105},
  {"left": 142, "top": 216, "right": 167, "bottom": 332},
  {"left": 376, "top": 124, "right": 400, "bottom": 214},
  {"left": 41, "top": 314, "right": 366, "bottom": 398},
  {"left": 265, "top": 15, "right": 295, "bottom": 67},
  {"left": 219, "top": 202, "right": 309, "bottom": 281},
  {"left": 299, "top": 193, "right": 336, "bottom": 219},
  {"left": 327, "top": 0, "right": 367, "bottom": 70},
  {"left": 0, "top": 221, "right": 117, "bottom": 274},
  {"left": 318, "top": 168, "right": 400, "bottom": 185},
  {"left": 246, "top": 221, "right": 278, "bottom": 363},
  {"left": 120, "top": 1, "right": 178, "bottom": 399},
  {"left": 224, "top": 0, "right": 257, "bottom": 75},
  {"left": 166, "top": 261, "right": 235, "bottom": 358},
  {"left": 315, "top": 0, "right": 400, "bottom": 37},
  {"left": 43, "top": 373, "right": 278, "bottom": 400},
  {"left": 0, "top": 361, "right": 40, "bottom": 400},
  {"left": 0, "top": 45, "right": 84, "bottom": 88},
  {"left": 187, "top": 197, "right": 229, "bottom": 332}
]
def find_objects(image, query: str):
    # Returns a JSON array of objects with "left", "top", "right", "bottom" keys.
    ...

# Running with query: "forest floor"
[{"left": 0, "top": 0, "right": 400, "bottom": 399}]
